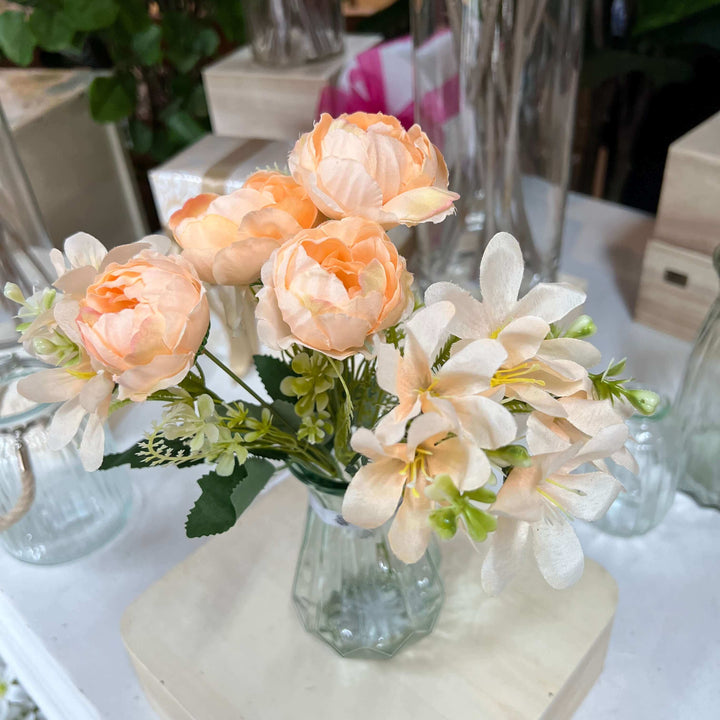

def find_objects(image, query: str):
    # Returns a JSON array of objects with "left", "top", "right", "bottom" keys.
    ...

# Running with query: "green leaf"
[
  {"left": 271, "top": 399, "right": 301, "bottom": 430},
  {"left": 64, "top": 0, "right": 119, "bottom": 32},
  {"left": 128, "top": 118, "right": 152, "bottom": 155},
  {"left": 131, "top": 23, "right": 161, "bottom": 65},
  {"left": 29, "top": 8, "right": 74, "bottom": 52},
  {"left": 100, "top": 442, "right": 147, "bottom": 470},
  {"left": 194, "top": 26, "right": 220, "bottom": 57},
  {"left": 634, "top": 0, "right": 720, "bottom": 34},
  {"left": 165, "top": 109, "right": 206, "bottom": 145},
  {"left": 185, "top": 464, "right": 248, "bottom": 537},
  {"left": 210, "top": 0, "right": 246, "bottom": 43},
  {"left": 0, "top": 11, "right": 36, "bottom": 66},
  {"left": 254, "top": 355, "right": 295, "bottom": 401},
  {"left": 88, "top": 74, "right": 136, "bottom": 123},
  {"left": 187, "top": 84, "right": 209, "bottom": 118},
  {"left": 118, "top": 0, "right": 151, "bottom": 34},
  {"left": 230, "top": 458, "right": 275, "bottom": 516},
  {"left": 332, "top": 365, "right": 355, "bottom": 465},
  {"left": 248, "top": 447, "right": 289, "bottom": 461}
]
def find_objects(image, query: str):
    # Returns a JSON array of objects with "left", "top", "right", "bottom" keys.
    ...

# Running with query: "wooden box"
[
  {"left": 655, "top": 110, "right": 720, "bottom": 256},
  {"left": 202, "top": 34, "right": 380, "bottom": 141},
  {"left": 0, "top": 69, "right": 148, "bottom": 249},
  {"left": 122, "top": 479, "right": 618, "bottom": 720},
  {"left": 635, "top": 238, "right": 718, "bottom": 341},
  {"left": 148, "top": 134, "right": 292, "bottom": 227}
]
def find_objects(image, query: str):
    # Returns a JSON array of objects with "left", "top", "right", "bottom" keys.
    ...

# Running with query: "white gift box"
[
  {"left": 202, "top": 34, "right": 381, "bottom": 141},
  {"left": 0, "top": 69, "right": 148, "bottom": 249},
  {"left": 148, "top": 134, "right": 293, "bottom": 227}
]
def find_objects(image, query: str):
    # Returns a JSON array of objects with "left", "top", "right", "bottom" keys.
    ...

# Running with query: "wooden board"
[
  {"left": 122, "top": 479, "right": 618, "bottom": 720},
  {"left": 635, "top": 238, "right": 718, "bottom": 341},
  {"left": 202, "top": 35, "right": 380, "bottom": 142}
]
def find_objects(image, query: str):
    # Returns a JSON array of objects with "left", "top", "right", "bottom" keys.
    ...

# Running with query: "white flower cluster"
[{"left": 342, "top": 233, "right": 652, "bottom": 593}]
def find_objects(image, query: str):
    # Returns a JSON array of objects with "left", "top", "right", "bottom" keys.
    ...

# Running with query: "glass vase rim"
[
  {"left": 287, "top": 460, "right": 350, "bottom": 496},
  {"left": 0, "top": 354, "right": 56, "bottom": 431}
]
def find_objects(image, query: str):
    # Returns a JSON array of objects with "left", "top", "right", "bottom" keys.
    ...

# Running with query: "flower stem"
[{"left": 202, "top": 348, "right": 273, "bottom": 411}]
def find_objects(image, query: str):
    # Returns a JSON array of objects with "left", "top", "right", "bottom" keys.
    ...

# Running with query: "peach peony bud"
[
  {"left": 256, "top": 217, "right": 413, "bottom": 359},
  {"left": 289, "top": 112, "right": 459, "bottom": 229},
  {"left": 76, "top": 251, "right": 210, "bottom": 401},
  {"left": 169, "top": 171, "right": 317, "bottom": 286}
]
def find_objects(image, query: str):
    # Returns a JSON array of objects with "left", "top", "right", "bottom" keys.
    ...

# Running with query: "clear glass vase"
[
  {"left": 675, "top": 246, "right": 720, "bottom": 508},
  {"left": 246, "top": 0, "right": 344, "bottom": 67},
  {"left": 595, "top": 395, "right": 683, "bottom": 536},
  {"left": 411, "top": 0, "right": 585, "bottom": 291},
  {"left": 290, "top": 466, "right": 444, "bottom": 658},
  {"left": 0, "top": 355, "right": 132, "bottom": 564}
]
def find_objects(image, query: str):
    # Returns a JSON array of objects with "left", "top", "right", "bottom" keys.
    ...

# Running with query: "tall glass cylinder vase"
[
  {"left": 289, "top": 465, "right": 444, "bottom": 658},
  {"left": 412, "top": 0, "right": 585, "bottom": 291},
  {"left": 675, "top": 246, "right": 720, "bottom": 508},
  {"left": 246, "top": 0, "right": 344, "bottom": 67}
]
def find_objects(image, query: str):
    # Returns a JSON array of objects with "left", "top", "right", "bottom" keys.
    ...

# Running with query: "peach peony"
[
  {"left": 169, "top": 171, "right": 317, "bottom": 286},
  {"left": 256, "top": 217, "right": 413, "bottom": 359},
  {"left": 76, "top": 251, "right": 210, "bottom": 401},
  {"left": 289, "top": 112, "right": 459, "bottom": 228}
]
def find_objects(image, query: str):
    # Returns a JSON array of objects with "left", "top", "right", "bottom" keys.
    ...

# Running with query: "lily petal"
[
  {"left": 388, "top": 487, "right": 432, "bottom": 564},
  {"left": 342, "top": 459, "right": 405, "bottom": 528},
  {"left": 479, "top": 232, "right": 524, "bottom": 328},
  {"left": 481, "top": 517, "right": 530, "bottom": 595},
  {"left": 531, "top": 514, "right": 584, "bottom": 590},
  {"left": 514, "top": 282, "right": 586, "bottom": 325}
]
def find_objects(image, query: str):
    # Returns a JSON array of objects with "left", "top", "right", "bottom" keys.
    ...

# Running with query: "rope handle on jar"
[{"left": 0, "top": 430, "right": 35, "bottom": 532}]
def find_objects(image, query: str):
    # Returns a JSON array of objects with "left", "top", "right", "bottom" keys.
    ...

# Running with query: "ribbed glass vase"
[{"left": 289, "top": 465, "right": 445, "bottom": 658}]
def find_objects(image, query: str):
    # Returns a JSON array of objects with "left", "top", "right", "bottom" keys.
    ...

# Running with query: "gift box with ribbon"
[{"left": 149, "top": 134, "right": 293, "bottom": 228}]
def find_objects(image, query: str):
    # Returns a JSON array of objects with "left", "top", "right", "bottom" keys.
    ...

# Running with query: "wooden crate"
[
  {"left": 655, "top": 110, "right": 720, "bottom": 256},
  {"left": 635, "top": 238, "right": 718, "bottom": 341},
  {"left": 122, "top": 479, "right": 618, "bottom": 720},
  {"left": 202, "top": 34, "right": 380, "bottom": 142}
]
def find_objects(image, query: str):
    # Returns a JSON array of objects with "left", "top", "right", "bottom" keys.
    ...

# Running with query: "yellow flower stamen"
[
  {"left": 536, "top": 486, "right": 573, "bottom": 520},
  {"left": 67, "top": 369, "right": 96, "bottom": 380},
  {"left": 491, "top": 362, "right": 546, "bottom": 388},
  {"left": 400, "top": 447, "right": 432, "bottom": 487}
]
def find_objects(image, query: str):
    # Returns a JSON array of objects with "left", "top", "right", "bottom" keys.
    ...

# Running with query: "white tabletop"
[{"left": 1, "top": 193, "right": 717, "bottom": 720}]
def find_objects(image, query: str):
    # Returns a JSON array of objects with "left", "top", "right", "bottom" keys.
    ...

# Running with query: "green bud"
[
  {"left": 33, "top": 337, "right": 56, "bottom": 355},
  {"left": 3, "top": 282, "right": 24, "bottom": 305},
  {"left": 625, "top": 388, "right": 660, "bottom": 416},
  {"left": 40, "top": 288, "right": 56, "bottom": 310},
  {"left": 461, "top": 505, "right": 497, "bottom": 543},
  {"left": 565, "top": 314, "right": 597, "bottom": 339},
  {"left": 428, "top": 507, "right": 458, "bottom": 539},
  {"left": 486, "top": 445, "right": 531, "bottom": 468}
]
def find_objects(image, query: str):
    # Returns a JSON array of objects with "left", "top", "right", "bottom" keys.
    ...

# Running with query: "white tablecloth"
[{"left": 0, "top": 194, "right": 717, "bottom": 720}]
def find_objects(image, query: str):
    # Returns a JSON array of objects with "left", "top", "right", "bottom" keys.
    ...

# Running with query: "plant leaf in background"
[
  {"left": 28, "top": 8, "right": 75, "bottom": 52},
  {"left": 635, "top": 0, "right": 720, "bottom": 34},
  {"left": 0, "top": 11, "right": 36, "bottom": 66},
  {"left": 130, "top": 24, "right": 162, "bottom": 66},
  {"left": 64, "top": 0, "right": 119, "bottom": 33},
  {"left": 88, "top": 74, "right": 137, "bottom": 123}
]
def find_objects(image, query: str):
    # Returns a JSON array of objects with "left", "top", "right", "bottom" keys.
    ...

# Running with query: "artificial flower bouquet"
[{"left": 4, "top": 112, "right": 657, "bottom": 595}]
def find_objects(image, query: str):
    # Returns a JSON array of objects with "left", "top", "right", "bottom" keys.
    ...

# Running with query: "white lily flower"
[
  {"left": 425, "top": 232, "right": 599, "bottom": 417},
  {"left": 343, "top": 413, "right": 490, "bottom": 563},
  {"left": 527, "top": 395, "right": 638, "bottom": 473},
  {"left": 481, "top": 426, "right": 626, "bottom": 594},
  {"left": 375, "top": 302, "right": 517, "bottom": 476},
  {"left": 425, "top": 232, "right": 586, "bottom": 340}
]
